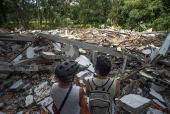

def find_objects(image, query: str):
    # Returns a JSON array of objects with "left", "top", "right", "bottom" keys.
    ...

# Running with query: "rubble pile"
[{"left": 0, "top": 28, "right": 169, "bottom": 114}]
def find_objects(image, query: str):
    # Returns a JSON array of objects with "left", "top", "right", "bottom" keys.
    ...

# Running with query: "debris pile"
[{"left": 0, "top": 28, "right": 169, "bottom": 113}]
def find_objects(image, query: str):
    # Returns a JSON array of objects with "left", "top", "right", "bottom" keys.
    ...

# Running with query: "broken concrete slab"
[
  {"left": 25, "top": 95, "right": 34, "bottom": 108},
  {"left": 14, "top": 65, "right": 39, "bottom": 71},
  {"left": 151, "top": 82, "right": 165, "bottom": 92},
  {"left": 47, "top": 103, "right": 54, "bottom": 114},
  {"left": 0, "top": 65, "right": 14, "bottom": 71},
  {"left": 0, "top": 111, "right": 6, "bottom": 114},
  {"left": 76, "top": 55, "right": 95, "bottom": 73},
  {"left": 13, "top": 54, "right": 23, "bottom": 61},
  {"left": 0, "top": 72, "right": 11, "bottom": 79},
  {"left": 0, "top": 103, "right": 5, "bottom": 109},
  {"left": 10, "top": 79, "right": 25, "bottom": 91},
  {"left": 165, "top": 97, "right": 170, "bottom": 112},
  {"left": 34, "top": 81, "right": 50, "bottom": 102},
  {"left": 22, "top": 83, "right": 32, "bottom": 91},
  {"left": 42, "top": 52, "right": 61, "bottom": 59},
  {"left": 17, "top": 111, "right": 23, "bottom": 114},
  {"left": 38, "top": 33, "right": 122, "bottom": 57},
  {"left": 53, "top": 42, "right": 61, "bottom": 51},
  {"left": 117, "top": 94, "right": 152, "bottom": 114},
  {"left": 37, "top": 96, "right": 53, "bottom": 107},
  {"left": 12, "top": 56, "right": 40, "bottom": 66},
  {"left": 0, "top": 85, "right": 4, "bottom": 91},
  {"left": 152, "top": 78, "right": 170, "bottom": 88},
  {"left": 65, "top": 45, "right": 79, "bottom": 58},
  {"left": 153, "top": 99, "right": 166, "bottom": 109},
  {"left": 40, "top": 105, "right": 48, "bottom": 114},
  {"left": 147, "top": 107, "right": 165, "bottom": 114},
  {"left": 149, "top": 88, "right": 165, "bottom": 103}
]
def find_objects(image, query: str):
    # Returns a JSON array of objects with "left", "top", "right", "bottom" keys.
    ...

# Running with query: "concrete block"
[
  {"left": 128, "top": 80, "right": 139, "bottom": 94},
  {"left": 149, "top": 88, "right": 165, "bottom": 103},
  {"left": 0, "top": 103, "right": 5, "bottom": 109},
  {"left": 10, "top": 79, "right": 25, "bottom": 91},
  {"left": 25, "top": 95, "right": 34, "bottom": 108},
  {"left": 37, "top": 96, "right": 53, "bottom": 107},
  {"left": 42, "top": 52, "right": 61, "bottom": 59},
  {"left": 47, "top": 103, "right": 54, "bottom": 114},
  {"left": 117, "top": 94, "right": 152, "bottom": 114}
]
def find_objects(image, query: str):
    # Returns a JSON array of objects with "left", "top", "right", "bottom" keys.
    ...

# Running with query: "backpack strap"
[
  {"left": 105, "top": 79, "right": 114, "bottom": 92},
  {"left": 88, "top": 78, "right": 114, "bottom": 92},
  {"left": 58, "top": 85, "right": 73, "bottom": 111}
]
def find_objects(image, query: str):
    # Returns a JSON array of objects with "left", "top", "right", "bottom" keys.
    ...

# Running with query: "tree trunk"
[
  {"left": 36, "top": 0, "right": 41, "bottom": 30},
  {"left": 12, "top": 0, "right": 25, "bottom": 29}
]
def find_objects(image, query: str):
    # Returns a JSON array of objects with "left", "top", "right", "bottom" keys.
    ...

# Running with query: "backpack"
[{"left": 88, "top": 78, "right": 114, "bottom": 114}]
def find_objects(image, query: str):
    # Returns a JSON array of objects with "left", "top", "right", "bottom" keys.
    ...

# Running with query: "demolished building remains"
[{"left": 0, "top": 27, "right": 170, "bottom": 113}]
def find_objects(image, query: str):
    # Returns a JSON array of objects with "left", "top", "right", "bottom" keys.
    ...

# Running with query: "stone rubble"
[{"left": 0, "top": 28, "right": 169, "bottom": 113}]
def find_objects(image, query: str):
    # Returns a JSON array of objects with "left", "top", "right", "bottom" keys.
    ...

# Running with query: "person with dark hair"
[
  {"left": 86, "top": 56, "right": 120, "bottom": 114},
  {"left": 50, "top": 60, "right": 84, "bottom": 114}
]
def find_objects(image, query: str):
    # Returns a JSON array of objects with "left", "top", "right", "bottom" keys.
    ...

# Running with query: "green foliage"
[{"left": 0, "top": 0, "right": 169, "bottom": 32}]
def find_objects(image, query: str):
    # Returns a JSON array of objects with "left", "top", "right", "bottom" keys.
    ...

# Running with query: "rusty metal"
[{"left": 36, "top": 59, "right": 53, "bottom": 63}]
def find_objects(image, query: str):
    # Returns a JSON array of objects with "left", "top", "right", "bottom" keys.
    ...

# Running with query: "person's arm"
[
  {"left": 79, "top": 87, "right": 84, "bottom": 101},
  {"left": 86, "top": 80, "right": 90, "bottom": 97},
  {"left": 114, "top": 79, "right": 120, "bottom": 98}
]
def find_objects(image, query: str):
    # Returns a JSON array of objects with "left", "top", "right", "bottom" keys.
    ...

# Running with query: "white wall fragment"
[
  {"left": 25, "top": 95, "right": 34, "bottom": 107},
  {"left": 76, "top": 55, "right": 95, "bottom": 72},
  {"left": 26, "top": 47, "right": 34, "bottom": 58},
  {"left": 53, "top": 43, "right": 61, "bottom": 51}
]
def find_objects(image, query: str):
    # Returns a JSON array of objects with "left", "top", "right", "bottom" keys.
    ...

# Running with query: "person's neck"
[
  {"left": 58, "top": 82, "right": 72, "bottom": 88},
  {"left": 97, "top": 75, "right": 109, "bottom": 79}
]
